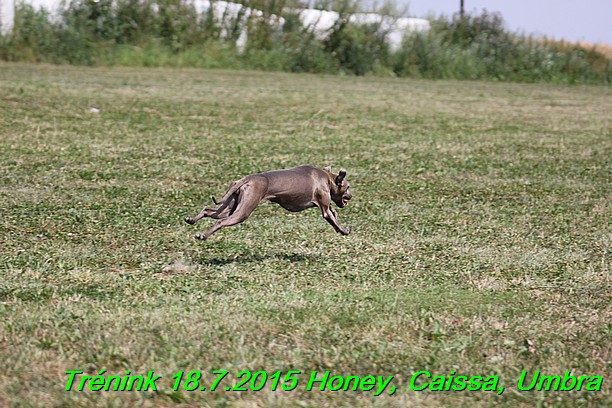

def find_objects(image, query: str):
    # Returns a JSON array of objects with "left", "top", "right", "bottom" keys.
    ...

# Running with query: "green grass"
[{"left": 0, "top": 63, "right": 610, "bottom": 407}]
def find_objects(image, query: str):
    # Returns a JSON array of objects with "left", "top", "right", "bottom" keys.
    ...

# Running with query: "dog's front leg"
[{"left": 320, "top": 205, "right": 350, "bottom": 235}]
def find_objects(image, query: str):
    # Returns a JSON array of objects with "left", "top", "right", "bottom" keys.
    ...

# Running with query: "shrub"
[{"left": 393, "top": 11, "right": 611, "bottom": 84}]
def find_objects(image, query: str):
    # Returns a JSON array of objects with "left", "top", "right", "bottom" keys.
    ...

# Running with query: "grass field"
[{"left": 0, "top": 63, "right": 610, "bottom": 407}]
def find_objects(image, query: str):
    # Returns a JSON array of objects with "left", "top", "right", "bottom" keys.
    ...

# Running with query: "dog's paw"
[
  {"left": 184, "top": 216, "right": 195, "bottom": 225},
  {"left": 340, "top": 227, "right": 351, "bottom": 236},
  {"left": 194, "top": 232, "right": 207, "bottom": 240}
]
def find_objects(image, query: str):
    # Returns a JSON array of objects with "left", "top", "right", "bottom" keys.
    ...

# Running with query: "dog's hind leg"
[
  {"left": 184, "top": 194, "right": 238, "bottom": 224},
  {"left": 185, "top": 178, "right": 250, "bottom": 225},
  {"left": 194, "top": 183, "right": 263, "bottom": 240}
]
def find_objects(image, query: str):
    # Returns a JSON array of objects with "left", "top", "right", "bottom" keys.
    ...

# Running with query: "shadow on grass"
[{"left": 198, "top": 251, "right": 319, "bottom": 266}]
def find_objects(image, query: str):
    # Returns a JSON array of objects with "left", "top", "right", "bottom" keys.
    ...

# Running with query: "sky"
[{"left": 402, "top": 0, "right": 611, "bottom": 44}]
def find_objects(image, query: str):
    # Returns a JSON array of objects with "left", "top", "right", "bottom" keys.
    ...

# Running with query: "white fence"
[
  {"left": 1, "top": 0, "right": 15, "bottom": 34},
  {"left": 1, "top": 0, "right": 61, "bottom": 33},
  {"left": 0, "top": 0, "right": 430, "bottom": 51}
]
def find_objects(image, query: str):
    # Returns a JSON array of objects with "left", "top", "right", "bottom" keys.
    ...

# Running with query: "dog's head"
[{"left": 325, "top": 166, "right": 352, "bottom": 208}]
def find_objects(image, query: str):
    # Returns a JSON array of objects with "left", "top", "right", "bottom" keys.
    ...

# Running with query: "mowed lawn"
[{"left": 0, "top": 63, "right": 610, "bottom": 407}]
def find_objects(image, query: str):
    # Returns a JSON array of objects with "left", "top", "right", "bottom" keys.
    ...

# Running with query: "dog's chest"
[{"left": 268, "top": 195, "right": 316, "bottom": 212}]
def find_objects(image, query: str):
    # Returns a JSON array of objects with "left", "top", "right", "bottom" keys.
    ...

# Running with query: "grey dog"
[{"left": 184, "top": 165, "right": 352, "bottom": 240}]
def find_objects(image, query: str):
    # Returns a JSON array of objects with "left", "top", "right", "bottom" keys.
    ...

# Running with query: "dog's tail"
[{"left": 213, "top": 178, "right": 249, "bottom": 205}]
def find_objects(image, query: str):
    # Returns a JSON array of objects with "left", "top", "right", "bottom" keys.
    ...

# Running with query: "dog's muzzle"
[{"left": 342, "top": 194, "right": 351, "bottom": 207}]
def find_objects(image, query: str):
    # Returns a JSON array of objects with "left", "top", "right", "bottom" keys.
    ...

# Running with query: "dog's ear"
[
  {"left": 324, "top": 166, "right": 332, "bottom": 172},
  {"left": 335, "top": 168, "right": 346, "bottom": 186}
]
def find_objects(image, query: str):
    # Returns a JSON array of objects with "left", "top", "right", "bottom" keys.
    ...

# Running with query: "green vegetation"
[
  {"left": 397, "top": 12, "right": 612, "bottom": 83},
  {"left": 1, "top": 0, "right": 611, "bottom": 84},
  {"left": 1, "top": 63, "right": 610, "bottom": 407}
]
